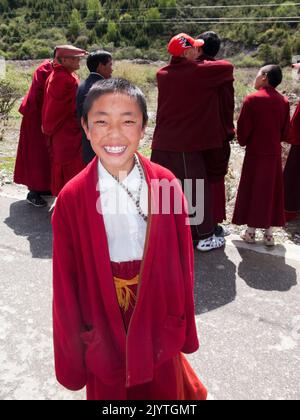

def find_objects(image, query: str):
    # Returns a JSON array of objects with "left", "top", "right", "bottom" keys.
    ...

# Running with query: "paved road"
[{"left": 0, "top": 191, "right": 299, "bottom": 400}]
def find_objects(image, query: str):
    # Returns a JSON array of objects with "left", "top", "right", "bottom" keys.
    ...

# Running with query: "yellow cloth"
[{"left": 114, "top": 275, "right": 139, "bottom": 312}]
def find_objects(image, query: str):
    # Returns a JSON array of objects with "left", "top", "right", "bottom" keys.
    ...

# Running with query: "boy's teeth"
[{"left": 104, "top": 146, "right": 126, "bottom": 154}]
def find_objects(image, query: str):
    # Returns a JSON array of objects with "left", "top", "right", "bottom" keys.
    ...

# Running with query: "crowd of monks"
[{"left": 13, "top": 34, "right": 300, "bottom": 250}]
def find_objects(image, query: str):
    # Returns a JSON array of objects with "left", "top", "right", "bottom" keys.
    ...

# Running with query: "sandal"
[
  {"left": 264, "top": 234, "right": 275, "bottom": 247},
  {"left": 197, "top": 235, "right": 225, "bottom": 252},
  {"left": 241, "top": 230, "right": 256, "bottom": 244}
]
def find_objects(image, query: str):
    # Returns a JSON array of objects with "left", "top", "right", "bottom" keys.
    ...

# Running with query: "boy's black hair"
[
  {"left": 82, "top": 78, "right": 148, "bottom": 128},
  {"left": 261, "top": 65, "right": 283, "bottom": 88},
  {"left": 87, "top": 50, "right": 112, "bottom": 73},
  {"left": 197, "top": 31, "right": 221, "bottom": 58}
]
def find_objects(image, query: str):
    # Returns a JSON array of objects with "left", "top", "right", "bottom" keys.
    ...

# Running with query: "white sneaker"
[{"left": 197, "top": 235, "right": 225, "bottom": 252}]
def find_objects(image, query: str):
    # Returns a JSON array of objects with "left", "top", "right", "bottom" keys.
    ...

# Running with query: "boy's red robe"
[
  {"left": 233, "top": 87, "right": 290, "bottom": 228},
  {"left": 42, "top": 65, "right": 84, "bottom": 196},
  {"left": 52, "top": 154, "right": 206, "bottom": 400},
  {"left": 284, "top": 102, "right": 300, "bottom": 214},
  {"left": 14, "top": 60, "right": 53, "bottom": 191}
]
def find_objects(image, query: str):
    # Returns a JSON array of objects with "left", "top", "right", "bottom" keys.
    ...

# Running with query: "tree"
[
  {"left": 279, "top": 43, "right": 292, "bottom": 67},
  {"left": 106, "top": 21, "right": 119, "bottom": 44},
  {"left": 68, "top": 9, "right": 83, "bottom": 41},
  {"left": 86, "top": 0, "right": 103, "bottom": 30},
  {"left": 258, "top": 44, "right": 276, "bottom": 65},
  {"left": 144, "top": 7, "right": 163, "bottom": 36}
]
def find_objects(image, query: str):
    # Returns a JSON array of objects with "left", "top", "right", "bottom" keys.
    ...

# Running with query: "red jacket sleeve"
[
  {"left": 173, "top": 182, "right": 199, "bottom": 354},
  {"left": 52, "top": 195, "right": 87, "bottom": 391},
  {"left": 201, "top": 60, "right": 234, "bottom": 89},
  {"left": 237, "top": 97, "right": 253, "bottom": 147}
]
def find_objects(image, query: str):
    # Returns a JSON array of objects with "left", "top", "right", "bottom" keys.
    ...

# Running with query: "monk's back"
[{"left": 242, "top": 87, "right": 290, "bottom": 155}]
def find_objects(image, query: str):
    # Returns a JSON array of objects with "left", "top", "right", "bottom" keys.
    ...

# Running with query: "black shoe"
[
  {"left": 214, "top": 225, "right": 231, "bottom": 237},
  {"left": 26, "top": 192, "right": 47, "bottom": 208},
  {"left": 39, "top": 190, "right": 52, "bottom": 197}
]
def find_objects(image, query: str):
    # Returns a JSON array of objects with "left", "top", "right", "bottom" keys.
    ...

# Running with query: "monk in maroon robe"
[
  {"left": 197, "top": 31, "right": 235, "bottom": 234},
  {"left": 52, "top": 78, "right": 207, "bottom": 400},
  {"left": 151, "top": 33, "right": 234, "bottom": 251},
  {"left": 42, "top": 45, "right": 87, "bottom": 197},
  {"left": 233, "top": 65, "right": 290, "bottom": 246},
  {"left": 284, "top": 63, "right": 300, "bottom": 220},
  {"left": 14, "top": 58, "right": 54, "bottom": 207}
]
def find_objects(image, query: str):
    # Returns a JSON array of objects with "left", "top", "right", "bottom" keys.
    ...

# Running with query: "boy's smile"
[{"left": 103, "top": 145, "right": 127, "bottom": 156}]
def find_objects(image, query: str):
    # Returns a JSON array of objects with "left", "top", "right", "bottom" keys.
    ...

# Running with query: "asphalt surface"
[{"left": 0, "top": 189, "right": 299, "bottom": 400}]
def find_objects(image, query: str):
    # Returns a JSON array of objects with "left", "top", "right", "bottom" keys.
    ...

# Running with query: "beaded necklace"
[{"left": 107, "top": 155, "right": 148, "bottom": 223}]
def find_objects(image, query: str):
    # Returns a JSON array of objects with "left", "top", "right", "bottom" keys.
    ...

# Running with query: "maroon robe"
[
  {"left": 14, "top": 60, "right": 53, "bottom": 191},
  {"left": 42, "top": 65, "right": 84, "bottom": 197},
  {"left": 151, "top": 57, "right": 234, "bottom": 239},
  {"left": 52, "top": 154, "right": 206, "bottom": 400},
  {"left": 152, "top": 57, "right": 234, "bottom": 152},
  {"left": 233, "top": 87, "right": 290, "bottom": 228},
  {"left": 198, "top": 55, "right": 234, "bottom": 225},
  {"left": 284, "top": 102, "right": 300, "bottom": 214}
]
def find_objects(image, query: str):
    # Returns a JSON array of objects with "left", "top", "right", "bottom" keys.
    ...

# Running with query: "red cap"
[
  {"left": 168, "top": 33, "right": 204, "bottom": 57},
  {"left": 55, "top": 45, "right": 88, "bottom": 58}
]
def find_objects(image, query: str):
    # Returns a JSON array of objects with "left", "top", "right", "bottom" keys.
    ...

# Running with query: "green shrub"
[{"left": 233, "top": 54, "right": 263, "bottom": 68}]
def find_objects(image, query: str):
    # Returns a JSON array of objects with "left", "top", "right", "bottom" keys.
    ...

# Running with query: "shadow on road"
[
  {"left": 194, "top": 247, "right": 237, "bottom": 315},
  {"left": 234, "top": 243, "right": 297, "bottom": 292},
  {"left": 4, "top": 200, "right": 52, "bottom": 259}
]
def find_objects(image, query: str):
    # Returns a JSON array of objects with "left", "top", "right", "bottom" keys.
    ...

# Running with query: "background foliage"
[{"left": 0, "top": 0, "right": 300, "bottom": 64}]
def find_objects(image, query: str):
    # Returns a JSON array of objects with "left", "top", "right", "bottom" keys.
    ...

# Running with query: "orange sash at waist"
[{"left": 114, "top": 275, "right": 139, "bottom": 312}]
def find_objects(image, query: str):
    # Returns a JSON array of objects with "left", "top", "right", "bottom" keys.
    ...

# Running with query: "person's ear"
[
  {"left": 96, "top": 63, "right": 103, "bottom": 74},
  {"left": 198, "top": 46, "right": 204, "bottom": 56},
  {"left": 81, "top": 117, "right": 91, "bottom": 141}
]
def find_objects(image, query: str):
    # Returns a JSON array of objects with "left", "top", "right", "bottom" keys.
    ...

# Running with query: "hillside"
[{"left": 0, "top": 0, "right": 300, "bottom": 64}]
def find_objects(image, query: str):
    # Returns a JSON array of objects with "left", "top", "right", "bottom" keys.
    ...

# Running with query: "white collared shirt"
[{"left": 98, "top": 156, "right": 148, "bottom": 263}]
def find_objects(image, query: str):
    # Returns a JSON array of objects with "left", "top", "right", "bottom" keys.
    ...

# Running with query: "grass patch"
[
  {"left": 0, "top": 156, "right": 15, "bottom": 174},
  {"left": 113, "top": 61, "right": 157, "bottom": 90},
  {"left": 138, "top": 145, "right": 152, "bottom": 158},
  {"left": 6, "top": 63, "right": 34, "bottom": 97}
]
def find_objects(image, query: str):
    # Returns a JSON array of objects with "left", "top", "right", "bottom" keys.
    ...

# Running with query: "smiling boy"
[{"left": 52, "top": 78, "right": 207, "bottom": 400}]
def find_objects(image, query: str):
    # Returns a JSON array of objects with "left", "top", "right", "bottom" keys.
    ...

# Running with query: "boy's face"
[
  {"left": 82, "top": 93, "right": 146, "bottom": 176},
  {"left": 98, "top": 59, "right": 113, "bottom": 79},
  {"left": 254, "top": 69, "right": 268, "bottom": 90},
  {"left": 184, "top": 47, "right": 200, "bottom": 61}
]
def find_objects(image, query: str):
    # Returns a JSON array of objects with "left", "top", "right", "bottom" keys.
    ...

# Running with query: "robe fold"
[
  {"left": 284, "top": 102, "right": 300, "bottom": 213},
  {"left": 42, "top": 65, "right": 84, "bottom": 196},
  {"left": 52, "top": 154, "right": 205, "bottom": 400},
  {"left": 233, "top": 87, "right": 290, "bottom": 228},
  {"left": 14, "top": 60, "right": 52, "bottom": 191}
]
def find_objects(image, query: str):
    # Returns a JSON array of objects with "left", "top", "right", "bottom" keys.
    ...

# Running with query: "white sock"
[
  {"left": 247, "top": 227, "right": 256, "bottom": 235},
  {"left": 265, "top": 227, "right": 273, "bottom": 236}
]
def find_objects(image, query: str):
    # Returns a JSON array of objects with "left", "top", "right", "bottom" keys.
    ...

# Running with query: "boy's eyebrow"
[{"left": 92, "top": 111, "right": 136, "bottom": 117}]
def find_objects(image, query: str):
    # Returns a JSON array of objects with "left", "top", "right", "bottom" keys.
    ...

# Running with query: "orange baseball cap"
[{"left": 168, "top": 33, "right": 204, "bottom": 57}]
